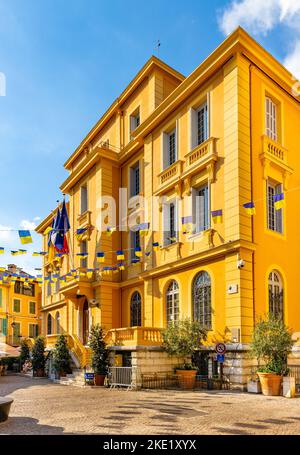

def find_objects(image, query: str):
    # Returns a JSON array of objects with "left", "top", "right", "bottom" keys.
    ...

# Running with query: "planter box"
[
  {"left": 247, "top": 380, "right": 262, "bottom": 394},
  {"left": 283, "top": 377, "right": 296, "bottom": 398}
]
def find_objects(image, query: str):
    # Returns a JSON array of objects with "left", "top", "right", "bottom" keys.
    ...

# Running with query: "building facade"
[
  {"left": 0, "top": 265, "right": 41, "bottom": 347},
  {"left": 36, "top": 27, "right": 300, "bottom": 387}
]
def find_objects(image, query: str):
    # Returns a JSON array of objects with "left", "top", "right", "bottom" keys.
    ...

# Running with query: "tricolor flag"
[
  {"left": 55, "top": 199, "right": 70, "bottom": 254},
  {"left": 18, "top": 230, "right": 32, "bottom": 245},
  {"left": 116, "top": 250, "right": 125, "bottom": 260},
  {"left": 243, "top": 202, "right": 256, "bottom": 215},
  {"left": 273, "top": 193, "right": 285, "bottom": 210},
  {"left": 134, "top": 247, "right": 142, "bottom": 257},
  {"left": 211, "top": 209, "right": 223, "bottom": 223},
  {"left": 96, "top": 252, "right": 105, "bottom": 263}
]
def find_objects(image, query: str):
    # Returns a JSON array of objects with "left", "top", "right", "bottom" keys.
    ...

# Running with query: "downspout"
[{"left": 249, "top": 64, "right": 256, "bottom": 329}]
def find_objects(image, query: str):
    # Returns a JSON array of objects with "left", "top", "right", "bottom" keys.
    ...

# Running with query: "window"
[
  {"left": 193, "top": 184, "right": 210, "bottom": 233},
  {"left": 163, "top": 128, "right": 177, "bottom": 169},
  {"left": 267, "top": 181, "right": 283, "bottom": 233},
  {"left": 47, "top": 314, "right": 52, "bottom": 335},
  {"left": 0, "top": 318, "right": 7, "bottom": 335},
  {"left": 193, "top": 272, "right": 212, "bottom": 329},
  {"left": 163, "top": 202, "right": 178, "bottom": 246},
  {"left": 80, "top": 184, "right": 88, "bottom": 214},
  {"left": 47, "top": 273, "right": 52, "bottom": 297},
  {"left": 55, "top": 312, "right": 60, "bottom": 335},
  {"left": 166, "top": 281, "right": 179, "bottom": 325},
  {"left": 265, "top": 97, "right": 277, "bottom": 141},
  {"left": 130, "top": 162, "right": 140, "bottom": 197},
  {"left": 13, "top": 299, "right": 20, "bottom": 313},
  {"left": 268, "top": 271, "right": 283, "bottom": 319},
  {"left": 80, "top": 240, "right": 88, "bottom": 268},
  {"left": 14, "top": 280, "right": 35, "bottom": 296},
  {"left": 12, "top": 322, "right": 21, "bottom": 342},
  {"left": 190, "top": 102, "right": 209, "bottom": 149},
  {"left": 130, "top": 109, "right": 140, "bottom": 132},
  {"left": 130, "top": 230, "right": 141, "bottom": 262},
  {"left": 29, "top": 324, "right": 38, "bottom": 338},
  {"left": 29, "top": 301, "right": 36, "bottom": 314},
  {"left": 130, "top": 291, "right": 141, "bottom": 327}
]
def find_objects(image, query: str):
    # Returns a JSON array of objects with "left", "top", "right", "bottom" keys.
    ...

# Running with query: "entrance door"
[{"left": 82, "top": 300, "right": 89, "bottom": 345}]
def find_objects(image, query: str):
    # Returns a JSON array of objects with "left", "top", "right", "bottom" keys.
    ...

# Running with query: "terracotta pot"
[
  {"left": 59, "top": 371, "right": 66, "bottom": 378},
  {"left": 176, "top": 370, "right": 197, "bottom": 389},
  {"left": 94, "top": 374, "right": 106, "bottom": 386},
  {"left": 35, "top": 368, "right": 45, "bottom": 377},
  {"left": 258, "top": 372, "right": 282, "bottom": 396}
]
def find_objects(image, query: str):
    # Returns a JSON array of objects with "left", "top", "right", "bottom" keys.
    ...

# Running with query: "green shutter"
[{"left": 2, "top": 318, "right": 7, "bottom": 336}]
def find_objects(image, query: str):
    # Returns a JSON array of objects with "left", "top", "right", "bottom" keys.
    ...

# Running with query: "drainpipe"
[{"left": 249, "top": 64, "right": 256, "bottom": 329}]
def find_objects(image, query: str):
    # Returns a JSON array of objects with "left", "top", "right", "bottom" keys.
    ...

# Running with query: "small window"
[
  {"left": 13, "top": 299, "right": 20, "bottom": 313},
  {"left": 47, "top": 273, "right": 52, "bottom": 297},
  {"left": 166, "top": 280, "right": 180, "bottom": 325},
  {"left": 190, "top": 101, "right": 209, "bottom": 149},
  {"left": 80, "top": 240, "right": 88, "bottom": 268},
  {"left": 193, "top": 184, "right": 210, "bottom": 233},
  {"left": 163, "top": 128, "right": 177, "bottom": 169},
  {"left": 267, "top": 181, "right": 283, "bottom": 233},
  {"left": 130, "top": 162, "right": 140, "bottom": 197},
  {"left": 130, "top": 109, "right": 140, "bottom": 132},
  {"left": 55, "top": 312, "right": 60, "bottom": 335},
  {"left": 47, "top": 314, "right": 52, "bottom": 335},
  {"left": 29, "top": 301, "right": 36, "bottom": 314},
  {"left": 163, "top": 202, "right": 178, "bottom": 246},
  {"left": 130, "top": 292, "right": 141, "bottom": 327},
  {"left": 80, "top": 185, "right": 88, "bottom": 214},
  {"left": 130, "top": 230, "right": 141, "bottom": 262},
  {"left": 29, "top": 324, "right": 39, "bottom": 338},
  {"left": 265, "top": 97, "right": 277, "bottom": 141}
]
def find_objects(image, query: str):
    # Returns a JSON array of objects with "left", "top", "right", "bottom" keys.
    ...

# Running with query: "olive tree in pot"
[
  {"left": 53, "top": 335, "right": 72, "bottom": 378},
  {"left": 19, "top": 338, "right": 31, "bottom": 370},
  {"left": 250, "top": 314, "right": 293, "bottom": 396},
  {"left": 88, "top": 324, "right": 109, "bottom": 386},
  {"left": 162, "top": 318, "right": 207, "bottom": 389},
  {"left": 31, "top": 336, "right": 46, "bottom": 377}
]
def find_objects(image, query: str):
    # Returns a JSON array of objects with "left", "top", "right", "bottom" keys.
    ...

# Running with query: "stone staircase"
[{"left": 54, "top": 369, "right": 86, "bottom": 387}]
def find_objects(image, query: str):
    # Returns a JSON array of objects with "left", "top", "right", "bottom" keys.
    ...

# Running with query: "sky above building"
[{"left": 0, "top": 0, "right": 299, "bottom": 273}]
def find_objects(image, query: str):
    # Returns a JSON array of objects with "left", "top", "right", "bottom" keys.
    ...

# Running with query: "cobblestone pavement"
[{"left": 1, "top": 375, "right": 300, "bottom": 435}]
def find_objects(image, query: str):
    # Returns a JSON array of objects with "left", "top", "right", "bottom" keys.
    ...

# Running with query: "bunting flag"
[
  {"left": 138, "top": 223, "right": 150, "bottom": 236},
  {"left": 102, "top": 266, "right": 113, "bottom": 275},
  {"left": 134, "top": 247, "right": 142, "bottom": 257},
  {"left": 118, "top": 263, "right": 125, "bottom": 271},
  {"left": 76, "top": 252, "right": 88, "bottom": 258},
  {"left": 96, "top": 252, "right": 105, "bottom": 263},
  {"left": 0, "top": 267, "right": 5, "bottom": 272},
  {"left": 87, "top": 269, "right": 94, "bottom": 279},
  {"left": 18, "top": 230, "right": 33, "bottom": 245},
  {"left": 43, "top": 226, "right": 53, "bottom": 235},
  {"left": 182, "top": 216, "right": 194, "bottom": 234},
  {"left": 211, "top": 210, "right": 223, "bottom": 223},
  {"left": 243, "top": 202, "right": 256, "bottom": 215},
  {"left": 168, "top": 236, "right": 177, "bottom": 242},
  {"left": 273, "top": 193, "right": 285, "bottom": 210},
  {"left": 145, "top": 252, "right": 151, "bottom": 257},
  {"left": 32, "top": 251, "right": 47, "bottom": 257},
  {"left": 11, "top": 250, "right": 26, "bottom": 256},
  {"left": 116, "top": 250, "right": 125, "bottom": 260},
  {"left": 76, "top": 228, "right": 88, "bottom": 241},
  {"left": 0, "top": 247, "right": 4, "bottom": 254},
  {"left": 71, "top": 269, "right": 77, "bottom": 276},
  {"left": 106, "top": 226, "right": 116, "bottom": 236},
  {"left": 132, "top": 258, "right": 141, "bottom": 264},
  {"left": 152, "top": 242, "right": 160, "bottom": 251}
]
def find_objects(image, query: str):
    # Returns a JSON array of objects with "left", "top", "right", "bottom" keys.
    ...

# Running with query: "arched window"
[
  {"left": 55, "top": 312, "right": 60, "bottom": 335},
  {"left": 166, "top": 280, "right": 179, "bottom": 324},
  {"left": 269, "top": 270, "right": 284, "bottom": 319},
  {"left": 193, "top": 271, "right": 212, "bottom": 329},
  {"left": 130, "top": 291, "right": 141, "bottom": 327},
  {"left": 47, "top": 314, "right": 52, "bottom": 335}
]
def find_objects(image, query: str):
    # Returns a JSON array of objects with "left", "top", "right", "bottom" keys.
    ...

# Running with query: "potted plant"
[
  {"left": 162, "top": 318, "right": 207, "bottom": 389},
  {"left": 31, "top": 336, "right": 46, "bottom": 377},
  {"left": 88, "top": 324, "right": 109, "bottom": 386},
  {"left": 19, "top": 338, "right": 30, "bottom": 371},
  {"left": 53, "top": 335, "right": 72, "bottom": 378},
  {"left": 250, "top": 314, "right": 293, "bottom": 396}
]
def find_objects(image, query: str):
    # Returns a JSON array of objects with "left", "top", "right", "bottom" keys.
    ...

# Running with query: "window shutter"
[
  {"left": 190, "top": 108, "right": 197, "bottom": 150},
  {"left": 162, "top": 132, "right": 169, "bottom": 169},
  {"left": 2, "top": 318, "right": 7, "bottom": 336}
]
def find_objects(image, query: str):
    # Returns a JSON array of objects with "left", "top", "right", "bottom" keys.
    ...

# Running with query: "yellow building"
[
  {"left": 0, "top": 265, "right": 41, "bottom": 347},
  {"left": 36, "top": 27, "right": 300, "bottom": 387}
]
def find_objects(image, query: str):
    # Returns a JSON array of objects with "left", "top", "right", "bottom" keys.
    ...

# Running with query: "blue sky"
[{"left": 0, "top": 0, "right": 299, "bottom": 273}]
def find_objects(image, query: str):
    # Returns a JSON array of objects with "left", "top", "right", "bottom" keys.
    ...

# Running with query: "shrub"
[
  {"left": 19, "top": 338, "right": 30, "bottom": 367},
  {"left": 53, "top": 335, "right": 72, "bottom": 374},
  {"left": 31, "top": 336, "right": 46, "bottom": 372},
  {"left": 250, "top": 314, "right": 293, "bottom": 375},
  {"left": 88, "top": 324, "right": 109, "bottom": 375}
]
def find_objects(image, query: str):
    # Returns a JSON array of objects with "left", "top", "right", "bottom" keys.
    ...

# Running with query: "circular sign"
[{"left": 215, "top": 342, "right": 226, "bottom": 354}]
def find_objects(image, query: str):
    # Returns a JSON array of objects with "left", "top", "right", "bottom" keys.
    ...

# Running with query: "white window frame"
[
  {"left": 130, "top": 161, "right": 140, "bottom": 197},
  {"left": 130, "top": 229, "right": 141, "bottom": 262},
  {"left": 162, "top": 123, "right": 178, "bottom": 170},
  {"left": 192, "top": 183, "right": 210, "bottom": 234},
  {"left": 80, "top": 184, "right": 88, "bottom": 214},
  {"left": 130, "top": 108, "right": 140, "bottom": 133},
  {"left": 190, "top": 98, "right": 209, "bottom": 150},
  {"left": 163, "top": 200, "right": 178, "bottom": 246},
  {"left": 267, "top": 180, "right": 283, "bottom": 234},
  {"left": 166, "top": 280, "right": 180, "bottom": 325},
  {"left": 265, "top": 96, "right": 278, "bottom": 142}
]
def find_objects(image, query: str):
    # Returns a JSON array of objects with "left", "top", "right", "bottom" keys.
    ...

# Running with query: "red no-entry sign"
[{"left": 215, "top": 342, "right": 226, "bottom": 355}]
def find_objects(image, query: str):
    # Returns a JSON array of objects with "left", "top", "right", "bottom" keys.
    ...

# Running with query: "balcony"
[
  {"left": 156, "top": 160, "right": 184, "bottom": 195},
  {"left": 77, "top": 210, "right": 92, "bottom": 230},
  {"left": 260, "top": 135, "right": 293, "bottom": 188},
  {"left": 183, "top": 137, "right": 218, "bottom": 182},
  {"left": 107, "top": 327, "right": 163, "bottom": 348},
  {"left": 261, "top": 135, "right": 287, "bottom": 164}
]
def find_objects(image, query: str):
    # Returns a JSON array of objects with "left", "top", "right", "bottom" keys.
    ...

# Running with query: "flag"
[
  {"left": 0, "top": 267, "right": 5, "bottom": 272},
  {"left": 273, "top": 193, "right": 285, "bottom": 210},
  {"left": 76, "top": 252, "right": 88, "bottom": 258},
  {"left": 211, "top": 210, "right": 223, "bottom": 223},
  {"left": 168, "top": 236, "right": 177, "bottom": 242},
  {"left": 76, "top": 228, "right": 88, "bottom": 241},
  {"left": 243, "top": 202, "right": 256, "bottom": 215},
  {"left": 118, "top": 263, "right": 125, "bottom": 271},
  {"left": 19, "top": 249, "right": 27, "bottom": 255},
  {"left": 182, "top": 216, "right": 193, "bottom": 234},
  {"left": 18, "top": 230, "right": 32, "bottom": 244},
  {"left": 55, "top": 199, "right": 70, "bottom": 253},
  {"left": 87, "top": 269, "right": 94, "bottom": 279},
  {"left": 43, "top": 226, "right": 52, "bottom": 235},
  {"left": 132, "top": 258, "right": 140, "bottom": 264},
  {"left": 145, "top": 251, "right": 151, "bottom": 257},
  {"left": 32, "top": 251, "right": 47, "bottom": 257},
  {"left": 116, "top": 250, "right": 125, "bottom": 260},
  {"left": 135, "top": 247, "right": 142, "bottom": 257},
  {"left": 71, "top": 269, "right": 77, "bottom": 276},
  {"left": 138, "top": 223, "right": 150, "bottom": 236},
  {"left": 152, "top": 242, "right": 160, "bottom": 251},
  {"left": 0, "top": 247, "right": 4, "bottom": 254},
  {"left": 96, "top": 252, "right": 105, "bottom": 263},
  {"left": 106, "top": 226, "right": 116, "bottom": 236},
  {"left": 102, "top": 266, "right": 112, "bottom": 275}
]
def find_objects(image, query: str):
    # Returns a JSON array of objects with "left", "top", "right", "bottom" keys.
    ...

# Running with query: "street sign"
[
  {"left": 215, "top": 342, "right": 226, "bottom": 354},
  {"left": 217, "top": 354, "right": 225, "bottom": 363}
]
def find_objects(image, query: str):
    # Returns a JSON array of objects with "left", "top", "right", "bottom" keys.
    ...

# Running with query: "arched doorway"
[{"left": 82, "top": 299, "right": 89, "bottom": 345}]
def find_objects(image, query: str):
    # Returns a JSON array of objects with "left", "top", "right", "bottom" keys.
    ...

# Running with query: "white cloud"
[
  {"left": 20, "top": 219, "right": 37, "bottom": 230},
  {"left": 284, "top": 40, "right": 300, "bottom": 79},
  {"left": 218, "top": 0, "right": 300, "bottom": 36}
]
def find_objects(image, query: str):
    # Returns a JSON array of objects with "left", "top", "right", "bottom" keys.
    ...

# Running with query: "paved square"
[{"left": 0, "top": 375, "right": 300, "bottom": 435}]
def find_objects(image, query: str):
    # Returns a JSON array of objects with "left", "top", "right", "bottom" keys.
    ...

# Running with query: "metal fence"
[
  {"left": 141, "top": 373, "right": 230, "bottom": 390},
  {"left": 288, "top": 365, "right": 300, "bottom": 394},
  {"left": 108, "top": 367, "right": 136, "bottom": 388}
]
